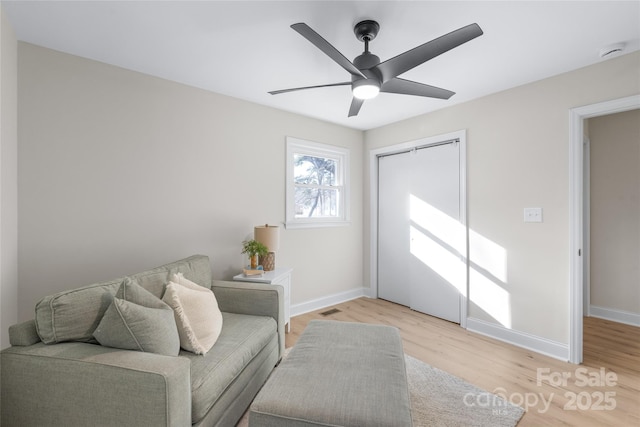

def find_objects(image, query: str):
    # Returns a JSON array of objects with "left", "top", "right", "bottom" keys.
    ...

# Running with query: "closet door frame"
[{"left": 369, "top": 130, "right": 468, "bottom": 328}]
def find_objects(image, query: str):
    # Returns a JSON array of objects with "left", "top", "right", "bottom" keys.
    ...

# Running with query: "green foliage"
[{"left": 241, "top": 239, "right": 269, "bottom": 257}]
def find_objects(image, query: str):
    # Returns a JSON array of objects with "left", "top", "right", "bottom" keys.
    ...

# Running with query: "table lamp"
[{"left": 254, "top": 224, "right": 279, "bottom": 271}]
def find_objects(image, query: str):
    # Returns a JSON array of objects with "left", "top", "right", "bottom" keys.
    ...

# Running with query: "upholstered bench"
[{"left": 249, "top": 320, "right": 412, "bottom": 426}]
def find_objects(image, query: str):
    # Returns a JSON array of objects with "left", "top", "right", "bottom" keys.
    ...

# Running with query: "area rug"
[
  {"left": 237, "top": 353, "right": 525, "bottom": 427},
  {"left": 405, "top": 354, "right": 524, "bottom": 426}
]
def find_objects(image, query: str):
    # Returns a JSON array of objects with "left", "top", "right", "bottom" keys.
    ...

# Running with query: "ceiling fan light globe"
[{"left": 352, "top": 79, "right": 380, "bottom": 100}]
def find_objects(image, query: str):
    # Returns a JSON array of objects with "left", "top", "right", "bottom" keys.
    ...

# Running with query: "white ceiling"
[{"left": 3, "top": 1, "right": 639, "bottom": 130}]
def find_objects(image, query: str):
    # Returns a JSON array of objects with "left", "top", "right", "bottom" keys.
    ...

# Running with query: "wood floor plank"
[{"left": 285, "top": 298, "right": 640, "bottom": 426}]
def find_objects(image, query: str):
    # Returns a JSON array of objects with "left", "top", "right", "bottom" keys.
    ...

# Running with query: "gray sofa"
[{"left": 0, "top": 255, "right": 284, "bottom": 426}]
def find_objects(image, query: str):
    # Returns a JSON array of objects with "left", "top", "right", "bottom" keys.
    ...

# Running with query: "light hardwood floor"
[{"left": 285, "top": 298, "right": 640, "bottom": 426}]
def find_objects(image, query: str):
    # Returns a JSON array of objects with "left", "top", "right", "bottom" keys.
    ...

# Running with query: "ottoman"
[{"left": 249, "top": 320, "right": 412, "bottom": 426}]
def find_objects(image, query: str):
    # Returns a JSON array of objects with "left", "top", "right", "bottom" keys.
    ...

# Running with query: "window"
[{"left": 285, "top": 137, "right": 350, "bottom": 229}]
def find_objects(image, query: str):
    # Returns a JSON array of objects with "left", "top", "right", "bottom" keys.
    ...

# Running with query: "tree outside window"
[{"left": 294, "top": 154, "right": 338, "bottom": 218}]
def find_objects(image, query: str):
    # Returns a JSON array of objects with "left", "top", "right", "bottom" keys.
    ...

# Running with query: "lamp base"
[{"left": 259, "top": 252, "right": 276, "bottom": 271}]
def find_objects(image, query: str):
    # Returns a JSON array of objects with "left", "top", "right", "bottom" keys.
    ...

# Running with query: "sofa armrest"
[
  {"left": 1, "top": 342, "right": 191, "bottom": 426},
  {"left": 9, "top": 319, "right": 41, "bottom": 346},
  {"left": 211, "top": 280, "right": 285, "bottom": 359}
]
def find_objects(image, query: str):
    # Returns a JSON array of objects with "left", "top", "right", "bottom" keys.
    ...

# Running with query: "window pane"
[
  {"left": 286, "top": 137, "right": 350, "bottom": 228},
  {"left": 294, "top": 187, "right": 339, "bottom": 218},
  {"left": 294, "top": 154, "right": 336, "bottom": 186}
]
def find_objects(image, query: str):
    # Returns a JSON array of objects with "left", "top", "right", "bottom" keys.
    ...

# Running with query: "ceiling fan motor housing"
[{"left": 353, "top": 52, "right": 382, "bottom": 79}]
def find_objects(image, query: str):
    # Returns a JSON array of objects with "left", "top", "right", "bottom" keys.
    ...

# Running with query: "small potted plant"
[{"left": 241, "top": 239, "right": 269, "bottom": 269}]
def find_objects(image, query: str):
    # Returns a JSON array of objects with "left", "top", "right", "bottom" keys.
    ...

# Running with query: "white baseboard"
[
  {"left": 291, "top": 296, "right": 572, "bottom": 361},
  {"left": 466, "top": 317, "right": 569, "bottom": 362},
  {"left": 363, "top": 286, "right": 376, "bottom": 299},
  {"left": 589, "top": 305, "right": 640, "bottom": 327},
  {"left": 290, "top": 288, "right": 367, "bottom": 317}
]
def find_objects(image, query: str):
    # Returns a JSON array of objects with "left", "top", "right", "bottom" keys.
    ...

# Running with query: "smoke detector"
[{"left": 599, "top": 43, "right": 626, "bottom": 59}]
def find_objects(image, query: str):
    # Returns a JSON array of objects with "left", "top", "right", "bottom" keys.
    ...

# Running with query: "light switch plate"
[{"left": 524, "top": 207, "right": 543, "bottom": 223}]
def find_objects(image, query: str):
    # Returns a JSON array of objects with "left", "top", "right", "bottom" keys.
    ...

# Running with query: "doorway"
[
  {"left": 371, "top": 130, "right": 468, "bottom": 325},
  {"left": 569, "top": 95, "right": 640, "bottom": 364},
  {"left": 586, "top": 110, "right": 640, "bottom": 325}
]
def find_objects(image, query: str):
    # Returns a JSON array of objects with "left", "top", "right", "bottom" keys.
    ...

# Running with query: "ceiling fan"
[{"left": 269, "top": 20, "right": 483, "bottom": 117}]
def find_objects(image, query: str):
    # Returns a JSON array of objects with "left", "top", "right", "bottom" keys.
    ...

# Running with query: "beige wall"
[
  {"left": 588, "top": 109, "right": 640, "bottom": 314},
  {"left": 1, "top": 6, "right": 19, "bottom": 349},
  {"left": 17, "top": 43, "right": 363, "bottom": 322},
  {"left": 365, "top": 51, "right": 640, "bottom": 344},
  {"left": 10, "top": 38, "right": 640, "bottom": 350}
]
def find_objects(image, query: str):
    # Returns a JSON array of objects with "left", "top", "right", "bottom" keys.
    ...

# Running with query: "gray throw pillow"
[{"left": 93, "top": 279, "right": 180, "bottom": 356}]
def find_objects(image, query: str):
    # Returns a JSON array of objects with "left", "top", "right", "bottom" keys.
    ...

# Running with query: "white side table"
[{"left": 233, "top": 267, "right": 292, "bottom": 333}]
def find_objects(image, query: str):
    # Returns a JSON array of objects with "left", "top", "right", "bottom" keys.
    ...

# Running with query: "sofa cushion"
[
  {"left": 35, "top": 255, "right": 212, "bottom": 344},
  {"left": 181, "top": 312, "right": 277, "bottom": 423},
  {"left": 162, "top": 273, "right": 223, "bottom": 355},
  {"left": 93, "top": 280, "right": 180, "bottom": 356},
  {"left": 130, "top": 255, "right": 213, "bottom": 299},
  {"left": 35, "top": 279, "right": 123, "bottom": 344}
]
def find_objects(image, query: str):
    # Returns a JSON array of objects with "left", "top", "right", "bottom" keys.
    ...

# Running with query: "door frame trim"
[
  {"left": 568, "top": 94, "right": 640, "bottom": 364},
  {"left": 369, "top": 130, "right": 468, "bottom": 327}
]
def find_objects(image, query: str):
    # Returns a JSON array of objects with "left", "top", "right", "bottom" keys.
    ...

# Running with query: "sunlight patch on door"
[
  {"left": 409, "top": 225, "right": 466, "bottom": 293},
  {"left": 409, "top": 194, "right": 512, "bottom": 328},
  {"left": 410, "top": 194, "right": 465, "bottom": 255}
]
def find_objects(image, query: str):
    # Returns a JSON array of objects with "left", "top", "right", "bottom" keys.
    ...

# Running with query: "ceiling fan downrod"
[
  {"left": 354, "top": 20, "right": 380, "bottom": 54},
  {"left": 352, "top": 22, "right": 382, "bottom": 77}
]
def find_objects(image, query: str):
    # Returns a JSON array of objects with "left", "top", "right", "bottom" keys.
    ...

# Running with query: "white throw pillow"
[{"left": 162, "top": 273, "right": 223, "bottom": 355}]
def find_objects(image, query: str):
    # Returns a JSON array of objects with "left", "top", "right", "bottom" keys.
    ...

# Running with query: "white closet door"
[
  {"left": 409, "top": 144, "right": 461, "bottom": 323},
  {"left": 378, "top": 153, "right": 411, "bottom": 306},
  {"left": 378, "top": 142, "right": 462, "bottom": 323}
]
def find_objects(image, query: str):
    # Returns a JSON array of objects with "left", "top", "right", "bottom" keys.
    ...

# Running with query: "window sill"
[{"left": 284, "top": 220, "right": 351, "bottom": 230}]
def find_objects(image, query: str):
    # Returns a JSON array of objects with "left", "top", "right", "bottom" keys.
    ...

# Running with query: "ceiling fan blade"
[
  {"left": 291, "top": 23, "right": 365, "bottom": 78},
  {"left": 374, "top": 23, "right": 483, "bottom": 82},
  {"left": 348, "top": 97, "right": 364, "bottom": 117},
  {"left": 269, "top": 82, "right": 351, "bottom": 95},
  {"left": 381, "top": 78, "right": 455, "bottom": 99}
]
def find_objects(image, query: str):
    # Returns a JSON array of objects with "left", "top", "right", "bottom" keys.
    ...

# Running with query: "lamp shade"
[{"left": 254, "top": 224, "right": 279, "bottom": 252}]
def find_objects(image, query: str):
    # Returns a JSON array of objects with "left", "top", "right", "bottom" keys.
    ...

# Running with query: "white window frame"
[{"left": 285, "top": 137, "right": 350, "bottom": 229}]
